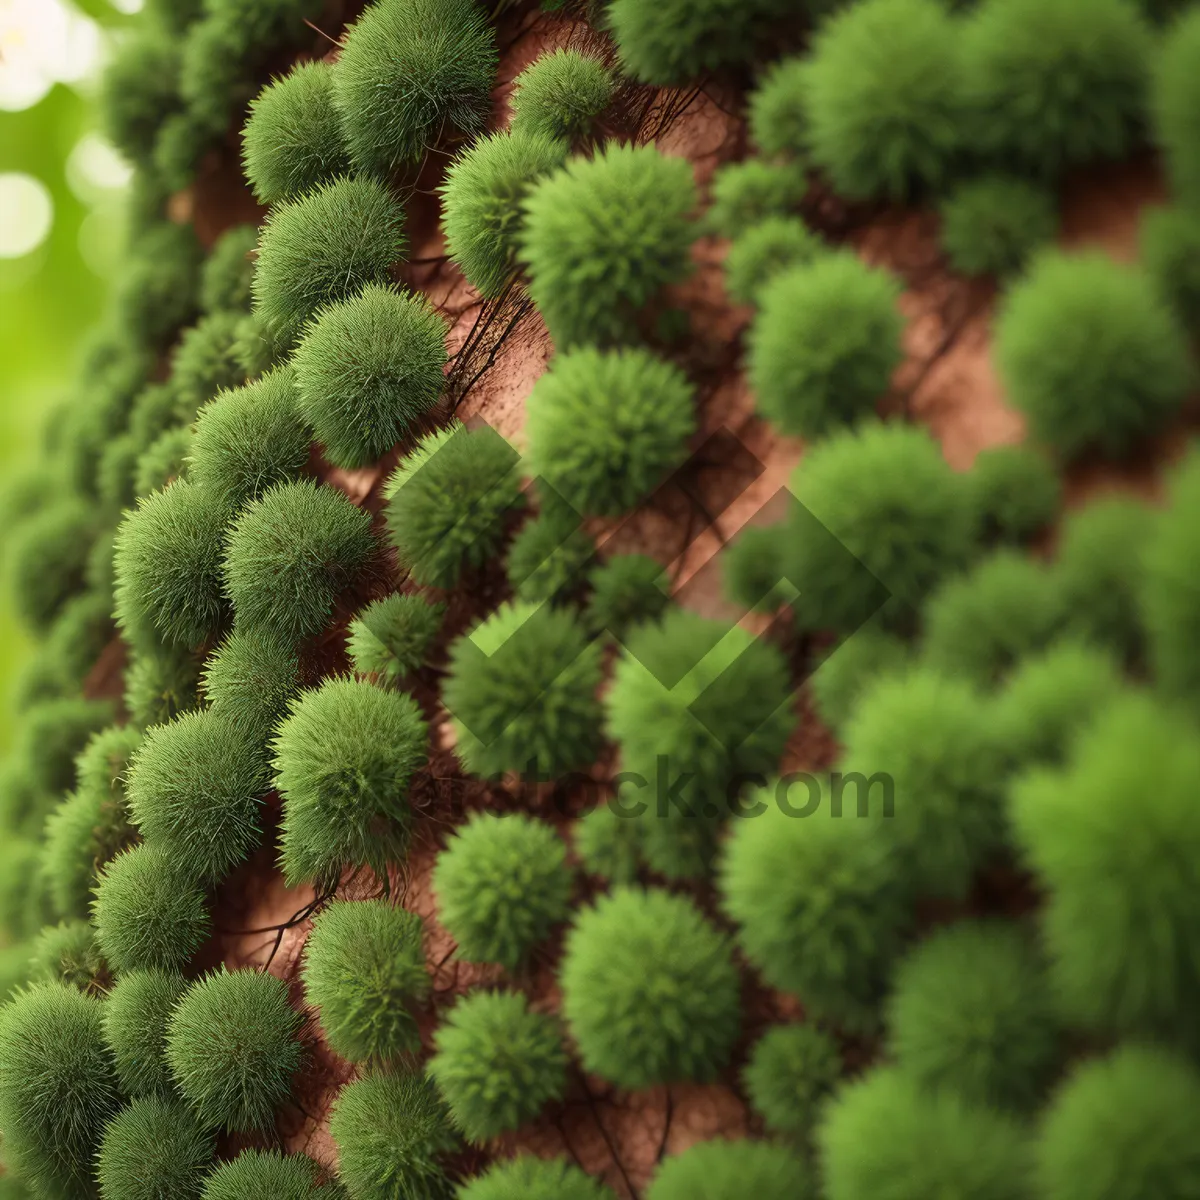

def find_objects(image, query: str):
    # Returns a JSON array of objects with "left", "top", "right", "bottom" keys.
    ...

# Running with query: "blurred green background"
[{"left": 0, "top": 0, "right": 140, "bottom": 750}]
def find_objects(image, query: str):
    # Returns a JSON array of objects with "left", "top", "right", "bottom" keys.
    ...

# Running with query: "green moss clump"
[
  {"left": 293, "top": 283, "right": 446, "bottom": 468},
  {"left": 200, "top": 1150, "right": 344, "bottom": 1200},
  {"left": 347, "top": 594, "right": 444, "bottom": 685},
  {"left": 748, "top": 56, "right": 807, "bottom": 159},
  {"left": 967, "top": 443, "right": 1061, "bottom": 545},
  {"left": 116, "top": 221, "right": 203, "bottom": 350},
  {"left": 97, "top": 433, "right": 142, "bottom": 512},
  {"left": 332, "top": 0, "right": 497, "bottom": 175},
  {"left": 572, "top": 805, "right": 643, "bottom": 887},
  {"left": 99, "top": 26, "right": 183, "bottom": 168},
  {"left": 705, "top": 159, "right": 808, "bottom": 238},
  {"left": 995, "top": 252, "right": 1192, "bottom": 461},
  {"left": 647, "top": 1140, "right": 813, "bottom": 1200},
  {"left": 201, "top": 629, "right": 299, "bottom": 745},
  {"left": 41, "top": 590, "right": 115, "bottom": 694},
  {"left": 233, "top": 312, "right": 288, "bottom": 378},
  {"left": 7, "top": 498, "right": 96, "bottom": 632},
  {"left": 97, "top": 1096, "right": 215, "bottom": 1200},
  {"left": 40, "top": 791, "right": 108, "bottom": 921},
  {"left": 521, "top": 142, "right": 696, "bottom": 349},
  {"left": 14, "top": 697, "right": 114, "bottom": 799},
  {"left": 505, "top": 502, "right": 595, "bottom": 607},
  {"left": 273, "top": 678, "right": 428, "bottom": 888},
  {"left": 302, "top": 899, "right": 428, "bottom": 1063},
  {"left": 428, "top": 990, "right": 567, "bottom": 1143},
  {"left": 724, "top": 216, "right": 825, "bottom": 306},
  {"left": 938, "top": 176, "right": 1059, "bottom": 277},
  {"left": 432, "top": 813, "right": 572, "bottom": 971},
  {"left": 456, "top": 1157, "right": 616, "bottom": 1200},
  {"left": 170, "top": 311, "right": 248, "bottom": 416},
  {"left": 1153, "top": 9, "right": 1200, "bottom": 206},
  {"left": 1141, "top": 204, "right": 1200, "bottom": 335},
  {"left": 584, "top": 554, "right": 670, "bottom": 638},
  {"left": 124, "top": 644, "right": 204, "bottom": 730},
  {"left": 242, "top": 62, "right": 352, "bottom": 205},
  {"left": 129, "top": 381, "right": 185, "bottom": 451},
  {"left": 509, "top": 50, "right": 613, "bottom": 143},
  {"left": 201, "top": 224, "right": 258, "bottom": 315},
  {"left": 810, "top": 623, "right": 911, "bottom": 734},
  {"left": 743, "top": 1024, "right": 841, "bottom": 1141},
  {"left": 29, "top": 919, "right": 106, "bottom": 992},
  {"left": 103, "top": 968, "right": 190, "bottom": 1098}
]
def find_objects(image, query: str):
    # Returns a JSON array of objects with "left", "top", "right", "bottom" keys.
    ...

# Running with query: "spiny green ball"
[
  {"left": 744, "top": 1023, "right": 841, "bottom": 1140},
  {"left": 584, "top": 554, "right": 670, "bottom": 638},
  {"left": 995, "top": 252, "right": 1193, "bottom": 461},
  {"left": 29, "top": 920, "right": 106, "bottom": 992},
  {"left": 170, "top": 311, "right": 248, "bottom": 416},
  {"left": 964, "top": 0, "right": 1152, "bottom": 179},
  {"left": 433, "top": 813, "right": 573, "bottom": 971},
  {"left": 99, "top": 26, "right": 182, "bottom": 167},
  {"left": 803, "top": 0, "right": 965, "bottom": 201},
  {"left": 252, "top": 175, "right": 406, "bottom": 345},
  {"left": 810, "top": 623, "right": 911, "bottom": 734},
  {"left": 428, "top": 990, "right": 567, "bottom": 1143},
  {"left": 750, "top": 254, "right": 903, "bottom": 438},
  {"left": 40, "top": 791, "right": 106, "bottom": 921},
  {"left": 222, "top": 479, "right": 376, "bottom": 643},
  {"left": 1010, "top": 692, "right": 1200, "bottom": 1047},
  {"left": 332, "top": 0, "right": 497, "bottom": 175},
  {"left": 720, "top": 791, "right": 909, "bottom": 1031},
  {"left": 456, "top": 1157, "right": 617, "bottom": 1200},
  {"left": 124, "top": 644, "right": 204, "bottom": 730},
  {"left": 201, "top": 628, "right": 299, "bottom": 745},
  {"left": 817, "top": 1067, "right": 1030, "bottom": 1200},
  {"left": 524, "top": 346, "right": 695, "bottom": 517},
  {"left": 647, "top": 1140, "right": 814, "bottom": 1200},
  {"left": 724, "top": 216, "right": 825, "bottom": 306},
  {"left": 167, "top": 968, "right": 302, "bottom": 1132},
  {"left": 102, "top": 968, "right": 189, "bottom": 1098},
  {"left": 1033, "top": 1045, "right": 1200, "bottom": 1200},
  {"left": 127, "top": 710, "right": 267, "bottom": 884},
  {"left": 97, "top": 1096, "right": 215, "bottom": 1200},
  {"left": 129, "top": 381, "right": 185, "bottom": 450},
  {"left": 113, "top": 480, "right": 231, "bottom": 650},
  {"left": 939, "top": 175, "right": 1059, "bottom": 277},
  {"left": 134, "top": 425, "right": 191, "bottom": 497},
  {"left": 328, "top": 1071, "right": 457, "bottom": 1200},
  {"left": 572, "top": 805, "right": 643, "bottom": 887},
  {"left": 97, "top": 433, "right": 141, "bottom": 512},
  {"left": 887, "top": 921, "right": 1060, "bottom": 1112},
  {"left": 509, "top": 50, "right": 613, "bottom": 143},
  {"left": 347, "top": 594, "right": 444, "bottom": 685},
  {"left": 233, "top": 312, "right": 288, "bottom": 377},
  {"left": 749, "top": 55, "right": 808, "bottom": 159},
  {"left": 383, "top": 422, "right": 524, "bottom": 589},
  {"left": 521, "top": 142, "right": 697, "bottom": 348},
  {"left": 0, "top": 983, "right": 121, "bottom": 1198},
  {"left": 273, "top": 677, "right": 428, "bottom": 888},
  {"left": 302, "top": 899, "right": 429, "bottom": 1063},
  {"left": 505, "top": 502, "right": 595, "bottom": 607},
  {"left": 561, "top": 887, "right": 740, "bottom": 1088},
  {"left": 293, "top": 283, "right": 447, "bottom": 467},
  {"left": 968, "top": 443, "right": 1061, "bottom": 545},
  {"left": 201, "top": 224, "right": 258, "bottom": 315},
  {"left": 243, "top": 61, "right": 352, "bottom": 205},
  {"left": 7, "top": 497, "right": 96, "bottom": 632},
  {"left": 92, "top": 843, "right": 210, "bottom": 974},
  {"left": 705, "top": 159, "right": 808, "bottom": 238},
  {"left": 442, "top": 601, "right": 604, "bottom": 778},
  {"left": 201, "top": 1151, "right": 344, "bottom": 1200},
  {"left": 446, "top": 132, "right": 574, "bottom": 306},
  {"left": 1153, "top": 9, "right": 1200, "bottom": 206},
  {"left": 115, "top": 221, "right": 203, "bottom": 350},
  {"left": 189, "top": 368, "right": 312, "bottom": 508}
]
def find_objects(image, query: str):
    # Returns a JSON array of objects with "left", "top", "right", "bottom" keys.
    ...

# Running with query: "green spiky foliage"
[
  {"left": 749, "top": 255, "right": 902, "bottom": 438},
  {"left": 964, "top": 0, "right": 1152, "bottom": 179},
  {"left": 383, "top": 422, "right": 524, "bottom": 588},
  {"left": 724, "top": 216, "right": 825, "bottom": 306},
  {"left": 201, "top": 628, "right": 299, "bottom": 745},
  {"left": 14, "top": 698, "right": 114, "bottom": 799},
  {"left": 242, "top": 62, "right": 352, "bottom": 205},
  {"left": 887, "top": 921, "right": 1060, "bottom": 1112},
  {"left": 810, "top": 624, "right": 911, "bottom": 734},
  {"left": 1053, "top": 496, "right": 1153, "bottom": 663},
  {"left": 116, "top": 221, "right": 203, "bottom": 350},
  {"left": 98, "top": 433, "right": 142, "bottom": 512},
  {"left": 97, "top": 1096, "right": 215, "bottom": 1200},
  {"left": 1154, "top": 9, "right": 1200, "bottom": 206},
  {"left": 222, "top": 480, "right": 376, "bottom": 644},
  {"left": 803, "top": 0, "right": 964, "bottom": 201},
  {"left": 99, "top": 25, "right": 183, "bottom": 168},
  {"left": 572, "top": 805, "right": 643, "bottom": 886},
  {"left": 921, "top": 552, "right": 1065, "bottom": 687},
  {"left": 113, "top": 480, "right": 231, "bottom": 650},
  {"left": 560, "top": 887, "right": 740, "bottom": 1088},
  {"left": 441, "top": 130, "right": 568, "bottom": 300},
  {"left": 647, "top": 1140, "right": 813, "bottom": 1200},
  {"left": 604, "top": 609, "right": 794, "bottom": 879},
  {"left": 233, "top": 312, "right": 288, "bottom": 378},
  {"left": 509, "top": 50, "right": 613, "bottom": 143},
  {"left": 995, "top": 252, "right": 1192, "bottom": 461},
  {"left": 427, "top": 990, "right": 567, "bottom": 1143},
  {"left": 201, "top": 224, "right": 258, "bottom": 315},
  {"left": 347, "top": 594, "right": 444, "bottom": 685},
  {"left": 7, "top": 497, "right": 96, "bottom": 632},
  {"left": 584, "top": 554, "right": 670, "bottom": 638},
  {"left": 292, "top": 284, "right": 447, "bottom": 467},
  {"left": 720, "top": 790, "right": 909, "bottom": 1032},
  {"left": 748, "top": 55, "right": 808, "bottom": 159},
  {"left": 1011, "top": 692, "right": 1200, "bottom": 1048},
  {"left": 0, "top": 984, "right": 121, "bottom": 1198},
  {"left": 787, "top": 422, "right": 973, "bottom": 632},
  {"left": 968, "top": 443, "right": 1061, "bottom": 545},
  {"left": 939, "top": 175, "right": 1059, "bottom": 277},
  {"left": 302, "top": 899, "right": 429, "bottom": 1063},
  {"left": 102, "top": 969, "right": 189, "bottom": 1098},
  {"left": 328, "top": 1071, "right": 457, "bottom": 1200},
  {"left": 166, "top": 968, "right": 302, "bottom": 1133},
  {"left": 332, "top": 0, "right": 497, "bottom": 175},
  {"left": 817, "top": 1067, "right": 1030, "bottom": 1200},
  {"left": 705, "top": 159, "right": 808, "bottom": 238},
  {"left": 520, "top": 142, "right": 697, "bottom": 348},
  {"left": 442, "top": 602, "right": 604, "bottom": 778},
  {"left": 124, "top": 643, "right": 204, "bottom": 729},
  {"left": 92, "top": 844, "right": 210, "bottom": 974},
  {"left": 153, "top": 108, "right": 216, "bottom": 193},
  {"left": 1034, "top": 1045, "right": 1200, "bottom": 1200},
  {"left": 273, "top": 678, "right": 428, "bottom": 888},
  {"left": 201, "top": 1151, "right": 344, "bottom": 1200},
  {"left": 456, "top": 1157, "right": 617, "bottom": 1200},
  {"left": 127, "top": 710, "right": 267, "bottom": 884},
  {"left": 1140, "top": 447, "right": 1200, "bottom": 708},
  {"left": 129, "top": 382, "right": 184, "bottom": 451},
  {"left": 188, "top": 369, "right": 312, "bottom": 508},
  {"left": 29, "top": 920, "right": 106, "bottom": 992},
  {"left": 40, "top": 791, "right": 107, "bottom": 920},
  {"left": 170, "top": 311, "right": 248, "bottom": 416},
  {"left": 505, "top": 503, "right": 595, "bottom": 606},
  {"left": 252, "top": 175, "right": 407, "bottom": 346},
  {"left": 432, "top": 813, "right": 573, "bottom": 971},
  {"left": 524, "top": 347, "right": 695, "bottom": 517},
  {"left": 743, "top": 1023, "right": 841, "bottom": 1141},
  {"left": 41, "top": 589, "right": 115, "bottom": 692},
  {"left": 134, "top": 425, "right": 191, "bottom": 497}
]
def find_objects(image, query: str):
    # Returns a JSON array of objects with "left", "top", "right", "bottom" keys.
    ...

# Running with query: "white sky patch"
[
  {"left": 0, "top": 171, "right": 53, "bottom": 257},
  {"left": 0, "top": 0, "right": 102, "bottom": 112}
]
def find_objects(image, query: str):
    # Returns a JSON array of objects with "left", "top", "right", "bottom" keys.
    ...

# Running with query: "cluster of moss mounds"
[{"left": 2, "top": 0, "right": 1200, "bottom": 1196}]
